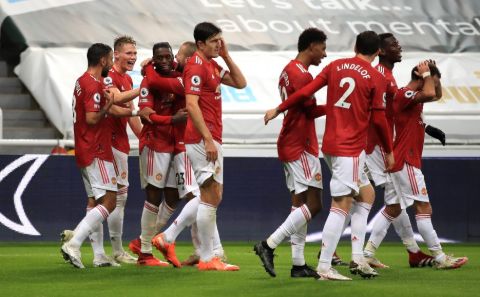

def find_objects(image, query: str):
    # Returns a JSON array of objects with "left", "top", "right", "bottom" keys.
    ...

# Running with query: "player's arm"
[
  {"left": 425, "top": 124, "right": 446, "bottom": 146},
  {"left": 264, "top": 70, "right": 328, "bottom": 124},
  {"left": 186, "top": 94, "right": 217, "bottom": 162},
  {"left": 138, "top": 107, "right": 187, "bottom": 126},
  {"left": 218, "top": 38, "right": 247, "bottom": 89},
  {"left": 126, "top": 102, "right": 142, "bottom": 138},
  {"left": 112, "top": 88, "right": 140, "bottom": 104},
  {"left": 371, "top": 79, "right": 394, "bottom": 170},
  {"left": 85, "top": 93, "right": 114, "bottom": 125},
  {"left": 145, "top": 65, "right": 185, "bottom": 96},
  {"left": 410, "top": 61, "right": 436, "bottom": 104},
  {"left": 306, "top": 104, "right": 327, "bottom": 118}
]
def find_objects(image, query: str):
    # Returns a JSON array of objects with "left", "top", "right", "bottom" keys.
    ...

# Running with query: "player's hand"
[
  {"left": 264, "top": 108, "right": 280, "bottom": 125},
  {"left": 140, "top": 58, "right": 153, "bottom": 76},
  {"left": 104, "top": 88, "right": 121, "bottom": 103},
  {"left": 384, "top": 152, "right": 395, "bottom": 172},
  {"left": 101, "top": 92, "right": 115, "bottom": 114},
  {"left": 204, "top": 138, "right": 218, "bottom": 163},
  {"left": 219, "top": 38, "right": 229, "bottom": 59},
  {"left": 414, "top": 60, "right": 430, "bottom": 77},
  {"left": 172, "top": 108, "right": 188, "bottom": 124},
  {"left": 425, "top": 125, "right": 446, "bottom": 146},
  {"left": 138, "top": 107, "right": 154, "bottom": 124}
]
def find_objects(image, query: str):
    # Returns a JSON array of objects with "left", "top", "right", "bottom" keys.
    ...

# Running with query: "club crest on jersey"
[
  {"left": 421, "top": 188, "right": 428, "bottom": 195},
  {"left": 111, "top": 177, "right": 117, "bottom": 185},
  {"left": 315, "top": 173, "right": 322, "bottom": 181},
  {"left": 191, "top": 75, "right": 201, "bottom": 86},
  {"left": 103, "top": 77, "right": 113, "bottom": 86},
  {"left": 140, "top": 87, "right": 149, "bottom": 97},
  {"left": 93, "top": 93, "right": 101, "bottom": 103},
  {"left": 215, "top": 166, "right": 221, "bottom": 175},
  {"left": 121, "top": 172, "right": 127, "bottom": 179},
  {"left": 156, "top": 173, "right": 163, "bottom": 181}
]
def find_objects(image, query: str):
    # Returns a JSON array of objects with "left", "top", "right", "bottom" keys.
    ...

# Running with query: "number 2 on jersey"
[{"left": 334, "top": 77, "right": 355, "bottom": 109}]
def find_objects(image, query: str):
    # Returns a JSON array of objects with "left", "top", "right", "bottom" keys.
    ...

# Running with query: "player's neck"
[
  {"left": 86, "top": 67, "right": 102, "bottom": 81},
  {"left": 356, "top": 53, "right": 375, "bottom": 64},
  {"left": 196, "top": 50, "right": 212, "bottom": 63},
  {"left": 113, "top": 63, "right": 126, "bottom": 75},
  {"left": 379, "top": 59, "right": 394, "bottom": 71},
  {"left": 295, "top": 53, "right": 310, "bottom": 68}
]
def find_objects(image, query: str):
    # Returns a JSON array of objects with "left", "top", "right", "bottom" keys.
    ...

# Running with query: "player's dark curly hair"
[
  {"left": 298, "top": 28, "right": 327, "bottom": 52},
  {"left": 87, "top": 43, "right": 112, "bottom": 66},
  {"left": 379, "top": 33, "right": 394, "bottom": 49}
]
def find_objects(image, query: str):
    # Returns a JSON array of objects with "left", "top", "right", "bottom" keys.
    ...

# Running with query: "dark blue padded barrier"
[{"left": 0, "top": 155, "right": 478, "bottom": 242}]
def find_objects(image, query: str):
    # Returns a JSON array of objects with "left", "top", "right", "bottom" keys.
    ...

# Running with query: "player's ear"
[{"left": 114, "top": 50, "right": 120, "bottom": 60}]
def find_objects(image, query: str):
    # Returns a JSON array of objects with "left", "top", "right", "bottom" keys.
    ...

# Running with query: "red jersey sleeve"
[
  {"left": 149, "top": 113, "right": 172, "bottom": 125},
  {"left": 371, "top": 73, "right": 387, "bottom": 111},
  {"left": 184, "top": 63, "right": 206, "bottom": 96},
  {"left": 138, "top": 79, "right": 154, "bottom": 109},
  {"left": 215, "top": 63, "right": 229, "bottom": 81},
  {"left": 277, "top": 63, "right": 329, "bottom": 112},
  {"left": 145, "top": 65, "right": 184, "bottom": 96},
  {"left": 84, "top": 82, "right": 101, "bottom": 113},
  {"left": 396, "top": 88, "right": 419, "bottom": 112}
]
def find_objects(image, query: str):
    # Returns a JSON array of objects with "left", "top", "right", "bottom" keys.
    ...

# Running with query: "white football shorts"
[
  {"left": 390, "top": 163, "right": 430, "bottom": 209},
  {"left": 186, "top": 140, "right": 223, "bottom": 186},
  {"left": 139, "top": 146, "right": 174, "bottom": 189},
  {"left": 81, "top": 158, "right": 118, "bottom": 200},
  {"left": 284, "top": 151, "right": 323, "bottom": 194}
]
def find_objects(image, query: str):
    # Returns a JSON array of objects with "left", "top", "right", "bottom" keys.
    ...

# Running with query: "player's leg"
[
  {"left": 61, "top": 159, "right": 117, "bottom": 269},
  {"left": 364, "top": 176, "right": 402, "bottom": 268},
  {"left": 132, "top": 147, "right": 170, "bottom": 266},
  {"left": 107, "top": 148, "right": 136, "bottom": 263},
  {"left": 398, "top": 164, "right": 467, "bottom": 269},
  {"left": 187, "top": 141, "right": 238, "bottom": 271},
  {"left": 255, "top": 152, "right": 321, "bottom": 277}
]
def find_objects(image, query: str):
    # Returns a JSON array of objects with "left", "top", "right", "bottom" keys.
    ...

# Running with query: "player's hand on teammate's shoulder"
[
  {"left": 264, "top": 108, "right": 280, "bottom": 125},
  {"left": 172, "top": 108, "right": 188, "bottom": 124},
  {"left": 104, "top": 88, "right": 120, "bottom": 103},
  {"left": 140, "top": 58, "right": 153, "bottom": 76}
]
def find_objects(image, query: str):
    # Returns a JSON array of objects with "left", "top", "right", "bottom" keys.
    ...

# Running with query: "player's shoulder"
[
  {"left": 186, "top": 52, "right": 203, "bottom": 66},
  {"left": 396, "top": 86, "right": 416, "bottom": 98}
]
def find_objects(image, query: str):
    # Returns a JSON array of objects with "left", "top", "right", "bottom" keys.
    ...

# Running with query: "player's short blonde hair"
[{"left": 114, "top": 35, "right": 136, "bottom": 51}]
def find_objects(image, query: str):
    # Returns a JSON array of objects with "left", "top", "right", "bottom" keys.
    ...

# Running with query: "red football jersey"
[
  {"left": 73, "top": 72, "right": 113, "bottom": 167},
  {"left": 366, "top": 64, "right": 398, "bottom": 154},
  {"left": 277, "top": 59, "right": 319, "bottom": 162},
  {"left": 283, "top": 57, "right": 386, "bottom": 156},
  {"left": 138, "top": 72, "right": 179, "bottom": 154},
  {"left": 183, "top": 52, "right": 227, "bottom": 144},
  {"left": 391, "top": 87, "right": 425, "bottom": 172},
  {"left": 103, "top": 67, "right": 133, "bottom": 154},
  {"left": 145, "top": 64, "right": 186, "bottom": 154}
]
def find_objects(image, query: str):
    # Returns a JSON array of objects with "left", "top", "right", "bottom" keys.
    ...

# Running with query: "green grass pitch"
[{"left": 0, "top": 242, "right": 478, "bottom": 297}]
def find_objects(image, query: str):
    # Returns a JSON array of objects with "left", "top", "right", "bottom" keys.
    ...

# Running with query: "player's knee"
[
  {"left": 385, "top": 204, "right": 401, "bottom": 218},
  {"left": 414, "top": 201, "right": 432, "bottom": 215}
]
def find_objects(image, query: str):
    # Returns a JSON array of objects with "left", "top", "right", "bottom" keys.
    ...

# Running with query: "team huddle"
[{"left": 60, "top": 21, "right": 468, "bottom": 280}]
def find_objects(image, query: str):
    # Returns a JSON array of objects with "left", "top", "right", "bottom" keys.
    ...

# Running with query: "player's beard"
[{"left": 101, "top": 66, "right": 110, "bottom": 77}]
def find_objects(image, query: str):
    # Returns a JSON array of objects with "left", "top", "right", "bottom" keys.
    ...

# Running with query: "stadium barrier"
[{"left": 0, "top": 154, "right": 478, "bottom": 242}]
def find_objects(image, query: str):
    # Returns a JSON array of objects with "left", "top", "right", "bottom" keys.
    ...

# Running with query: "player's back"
[{"left": 322, "top": 56, "right": 385, "bottom": 157}]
